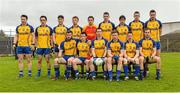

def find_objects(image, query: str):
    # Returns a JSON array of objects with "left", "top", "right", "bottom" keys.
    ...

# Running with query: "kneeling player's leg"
[
  {"left": 107, "top": 57, "right": 113, "bottom": 80},
  {"left": 84, "top": 59, "right": 90, "bottom": 78},
  {"left": 72, "top": 58, "right": 83, "bottom": 79},
  {"left": 65, "top": 57, "right": 74, "bottom": 78},
  {"left": 139, "top": 56, "right": 144, "bottom": 79},
  {"left": 134, "top": 58, "right": 140, "bottom": 80},
  {"left": 123, "top": 59, "right": 129, "bottom": 80},
  {"left": 103, "top": 58, "right": 108, "bottom": 79},
  {"left": 153, "top": 56, "right": 161, "bottom": 79},
  {"left": 116, "top": 58, "right": 123, "bottom": 81},
  {"left": 89, "top": 58, "right": 96, "bottom": 79}
]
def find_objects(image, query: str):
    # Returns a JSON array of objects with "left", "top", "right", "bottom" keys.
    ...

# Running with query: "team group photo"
[{"left": 0, "top": 0, "right": 180, "bottom": 92}]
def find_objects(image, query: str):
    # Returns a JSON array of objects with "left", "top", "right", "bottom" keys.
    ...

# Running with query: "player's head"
[
  {"left": 127, "top": 31, "right": 133, "bottom": 40},
  {"left": 119, "top": 15, "right": 126, "bottom": 24},
  {"left": 66, "top": 30, "right": 73, "bottom": 40},
  {"left": 134, "top": 11, "right": 140, "bottom": 21},
  {"left": 149, "top": 9, "right": 156, "bottom": 20},
  {"left": 144, "top": 28, "right": 151, "bottom": 38},
  {"left": 40, "top": 15, "right": 47, "bottom": 26},
  {"left": 72, "top": 16, "right": 79, "bottom": 25},
  {"left": 58, "top": 15, "right": 64, "bottom": 25},
  {"left": 103, "top": 12, "right": 110, "bottom": 22},
  {"left": 21, "top": 15, "right": 28, "bottom": 25},
  {"left": 80, "top": 32, "right": 87, "bottom": 41},
  {"left": 88, "top": 16, "right": 94, "bottom": 25},
  {"left": 111, "top": 30, "right": 119, "bottom": 41},
  {"left": 96, "top": 28, "right": 103, "bottom": 37}
]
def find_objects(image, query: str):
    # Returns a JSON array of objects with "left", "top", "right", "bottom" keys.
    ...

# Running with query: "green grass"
[{"left": 0, "top": 52, "right": 180, "bottom": 92}]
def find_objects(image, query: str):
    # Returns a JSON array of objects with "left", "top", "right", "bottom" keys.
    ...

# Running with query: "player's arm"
[
  {"left": 103, "top": 47, "right": 107, "bottom": 57},
  {"left": 123, "top": 50, "right": 128, "bottom": 58},
  {"left": 13, "top": 34, "right": 18, "bottom": 45},
  {"left": 139, "top": 47, "right": 144, "bottom": 57},
  {"left": 151, "top": 48, "right": 156, "bottom": 58},
  {"left": 120, "top": 49, "right": 124, "bottom": 57},
  {"left": 107, "top": 49, "right": 113, "bottom": 57},
  {"left": 133, "top": 50, "right": 140, "bottom": 59},
  {"left": 34, "top": 28, "right": 38, "bottom": 47}
]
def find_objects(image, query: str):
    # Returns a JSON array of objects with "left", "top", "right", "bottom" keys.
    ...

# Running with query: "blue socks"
[{"left": 123, "top": 65, "right": 129, "bottom": 77}]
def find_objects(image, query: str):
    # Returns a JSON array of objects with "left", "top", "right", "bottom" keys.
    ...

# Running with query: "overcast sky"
[{"left": 0, "top": 0, "right": 180, "bottom": 35}]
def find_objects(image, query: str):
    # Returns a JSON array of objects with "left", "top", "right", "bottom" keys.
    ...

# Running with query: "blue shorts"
[
  {"left": 54, "top": 46, "right": 59, "bottom": 52},
  {"left": 156, "top": 41, "right": 161, "bottom": 50},
  {"left": 78, "top": 57, "right": 86, "bottom": 62},
  {"left": 63, "top": 55, "right": 74, "bottom": 61},
  {"left": 16, "top": 46, "right": 31, "bottom": 54},
  {"left": 36, "top": 48, "right": 51, "bottom": 55},
  {"left": 112, "top": 55, "right": 119, "bottom": 62}
]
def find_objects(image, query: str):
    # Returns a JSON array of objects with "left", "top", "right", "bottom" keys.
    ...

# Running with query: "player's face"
[
  {"left": 66, "top": 33, "right": 72, "bottom": 40},
  {"left": 21, "top": 17, "right": 27, "bottom": 25},
  {"left": 58, "top": 18, "right": 64, "bottom": 25},
  {"left": 72, "top": 18, "right": 79, "bottom": 25},
  {"left": 80, "top": 34, "right": 87, "bottom": 41},
  {"left": 96, "top": 29, "right": 102, "bottom": 37},
  {"left": 103, "top": 14, "right": 109, "bottom": 21},
  {"left": 127, "top": 33, "right": 133, "bottom": 40},
  {"left": 40, "top": 18, "right": 47, "bottom": 26},
  {"left": 88, "top": 18, "right": 94, "bottom": 25},
  {"left": 134, "top": 13, "right": 140, "bottom": 21},
  {"left": 112, "top": 33, "right": 118, "bottom": 40},
  {"left": 150, "top": 12, "right": 156, "bottom": 20},
  {"left": 119, "top": 18, "right": 125, "bottom": 24},
  {"left": 144, "top": 30, "right": 150, "bottom": 38}
]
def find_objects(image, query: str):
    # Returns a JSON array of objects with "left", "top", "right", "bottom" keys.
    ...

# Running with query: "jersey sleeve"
[
  {"left": 59, "top": 41, "right": 64, "bottom": 50},
  {"left": 35, "top": 27, "right": 38, "bottom": 37},
  {"left": 144, "top": 21, "right": 148, "bottom": 28},
  {"left": 152, "top": 39, "right": 156, "bottom": 48},
  {"left": 111, "top": 22, "right": 115, "bottom": 29},
  {"left": 157, "top": 20, "right": 162, "bottom": 29},
  {"left": 135, "top": 42, "right": 139, "bottom": 50},
  {"left": 91, "top": 40, "right": 95, "bottom": 48},
  {"left": 107, "top": 42, "right": 111, "bottom": 50},
  {"left": 139, "top": 39, "right": 143, "bottom": 47},
  {"left": 16, "top": 26, "right": 19, "bottom": 34},
  {"left": 120, "top": 41, "right": 124, "bottom": 50},
  {"left": 29, "top": 25, "right": 34, "bottom": 33},
  {"left": 98, "top": 22, "right": 102, "bottom": 28},
  {"left": 53, "top": 26, "right": 56, "bottom": 33},
  {"left": 49, "top": 27, "right": 53, "bottom": 36}
]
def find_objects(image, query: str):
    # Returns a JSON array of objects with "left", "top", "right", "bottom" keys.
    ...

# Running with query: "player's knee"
[{"left": 135, "top": 58, "right": 139, "bottom": 64}]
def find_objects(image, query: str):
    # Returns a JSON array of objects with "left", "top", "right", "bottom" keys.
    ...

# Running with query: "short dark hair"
[
  {"left": 72, "top": 16, "right": 79, "bottom": 20},
  {"left": 144, "top": 28, "right": 150, "bottom": 32},
  {"left": 111, "top": 30, "right": 119, "bottom": 35},
  {"left": 128, "top": 31, "right": 133, "bottom": 34},
  {"left": 40, "top": 15, "right": 47, "bottom": 20},
  {"left": 21, "top": 15, "right": 28, "bottom": 19},
  {"left": 103, "top": 12, "right": 109, "bottom": 16},
  {"left": 134, "top": 11, "right": 140, "bottom": 14},
  {"left": 58, "top": 15, "right": 64, "bottom": 19},
  {"left": 96, "top": 28, "right": 102, "bottom": 32},
  {"left": 150, "top": 9, "right": 156, "bottom": 13},
  {"left": 88, "top": 16, "right": 94, "bottom": 20},
  {"left": 81, "top": 32, "right": 87, "bottom": 36},
  {"left": 119, "top": 15, "right": 126, "bottom": 20},
  {"left": 67, "top": 30, "right": 73, "bottom": 34}
]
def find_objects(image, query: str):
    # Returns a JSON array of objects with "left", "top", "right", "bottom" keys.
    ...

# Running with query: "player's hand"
[
  {"left": 12, "top": 43, "right": 16, "bottom": 50},
  {"left": 30, "top": 44, "right": 35, "bottom": 51}
]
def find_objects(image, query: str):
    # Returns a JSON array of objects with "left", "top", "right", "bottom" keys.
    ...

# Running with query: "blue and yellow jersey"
[
  {"left": 116, "top": 24, "right": 130, "bottom": 42},
  {"left": 16, "top": 24, "right": 34, "bottom": 46},
  {"left": 91, "top": 38, "right": 108, "bottom": 57},
  {"left": 53, "top": 25, "right": 68, "bottom": 45},
  {"left": 77, "top": 40, "right": 90, "bottom": 58},
  {"left": 139, "top": 38, "right": 156, "bottom": 57},
  {"left": 145, "top": 19, "right": 162, "bottom": 41},
  {"left": 35, "top": 25, "right": 53, "bottom": 48},
  {"left": 99, "top": 21, "right": 115, "bottom": 41},
  {"left": 124, "top": 40, "right": 139, "bottom": 58},
  {"left": 60, "top": 38, "right": 79, "bottom": 56},
  {"left": 69, "top": 25, "right": 82, "bottom": 39},
  {"left": 107, "top": 40, "right": 124, "bottom": 56},
  {"left": 129, "top": 20, "right": 144, "bottom": 42}
]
